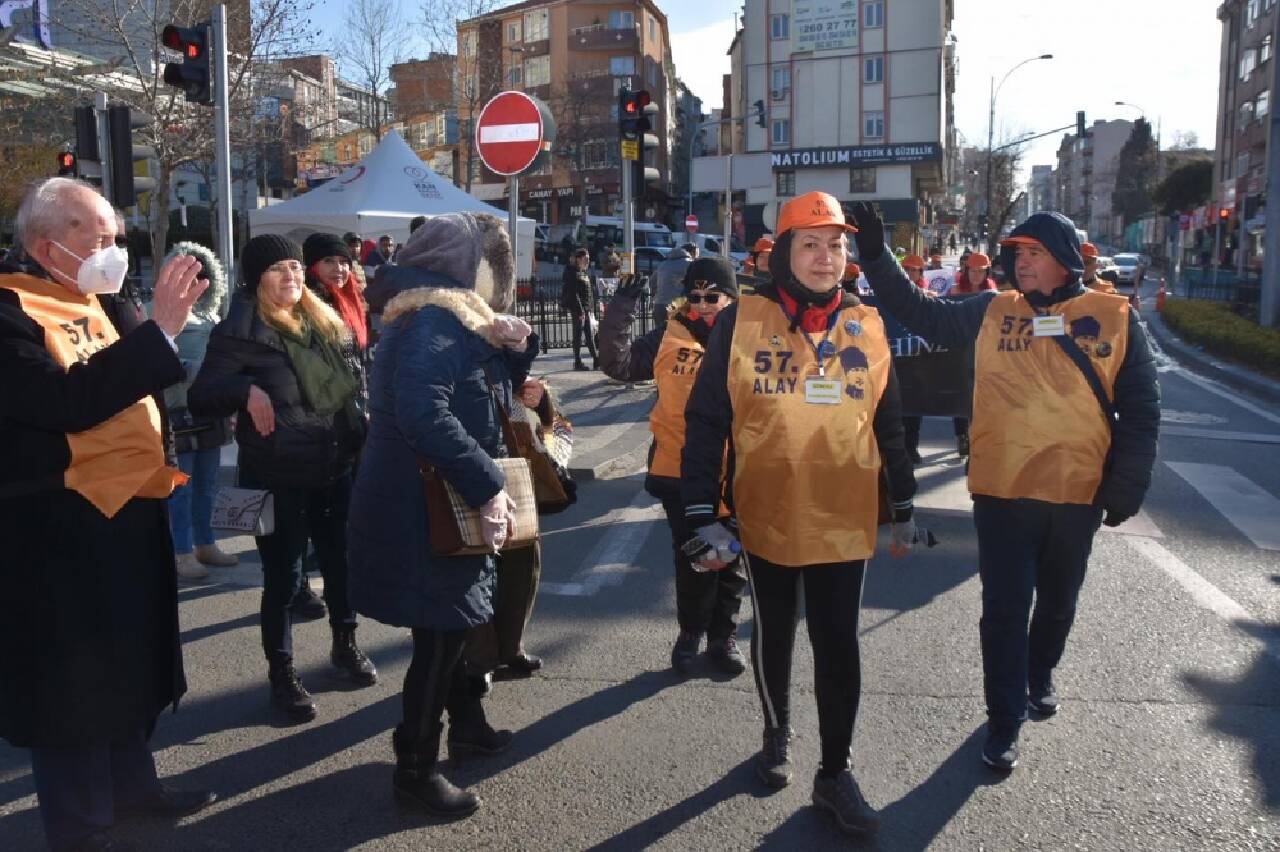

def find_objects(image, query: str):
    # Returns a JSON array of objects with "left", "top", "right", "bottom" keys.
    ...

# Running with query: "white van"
[
  {"left": 681, "top": 232, "right": 750, "bottom": 271},
  {"left": 582, "top": 215, "right": 676, "bottom": 252}
]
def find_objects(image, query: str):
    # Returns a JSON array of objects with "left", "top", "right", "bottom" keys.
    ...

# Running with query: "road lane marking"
[
  {"left": 1125, "top": 536, "right": 1280, "bottom": 666},
  {"left": 1166, "top": 462, "right": 1280, "bottom": 551},
  {"left": 1160, "top": 425, "right": 1280, "bottom": 444},
  {"left": 540, "top": 493, "right": 662, "bottom": 596}
]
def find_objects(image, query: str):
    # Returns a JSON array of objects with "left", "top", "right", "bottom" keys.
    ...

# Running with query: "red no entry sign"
[
  {"left": 475, "top": 91, "right": 556, "bottom": 177},
  {"left": 685, "top": 215, "right": 698, "bottom": 233}
]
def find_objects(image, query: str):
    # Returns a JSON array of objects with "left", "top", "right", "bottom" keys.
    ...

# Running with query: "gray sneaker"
[
  {"left": 812, "top": 770, "right": 881, "bottom": 836},
  {"left": 705, "top": 636, "right": 747, "bottom": 676},
  {"left": 756, "top": 726, "right": 793, "bottom": 789}
]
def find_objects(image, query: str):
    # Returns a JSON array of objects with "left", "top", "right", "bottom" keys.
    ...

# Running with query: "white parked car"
[{"left": 1111, "top": 253, "right": 1145, "bottom": 286}]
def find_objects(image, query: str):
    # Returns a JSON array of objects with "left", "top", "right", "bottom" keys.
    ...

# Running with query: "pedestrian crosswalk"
[{"left": 1167, "top": 462, "right": 1280, "bottom": 551}]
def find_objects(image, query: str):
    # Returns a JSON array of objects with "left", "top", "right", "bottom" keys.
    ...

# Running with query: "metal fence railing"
[
  {"left": 513, "top": 278, "right": 657, "bottom": 352},
  {"left": 1178, "top": 267, "right": 1261, "bottom": 321}
]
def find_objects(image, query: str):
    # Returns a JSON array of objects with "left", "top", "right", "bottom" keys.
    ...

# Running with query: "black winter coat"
[
  {"left": 560, "top": 265, "right": 596, "bottom": 316},
  {"left": 861, "top": 250, "right": 1160, "bottom": 517},
  {"left": 188, "top": 292, "right": 361, "bottom": 488},
  {"left": 0, "top": 271, "right": 187, "bottom": 748}
]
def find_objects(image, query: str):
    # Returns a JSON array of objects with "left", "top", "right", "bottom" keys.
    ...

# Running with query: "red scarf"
[
  {"left": 777, "top": 287, "right": 842, "bottom": 333},
  {"left": 313, "top": 266, "right": 368, "bottom": 349}
]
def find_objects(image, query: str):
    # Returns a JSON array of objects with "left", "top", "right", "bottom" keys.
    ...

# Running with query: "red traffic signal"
[
  {"left": 618, "top": 89, "right": 653, "bottom": 138},
  {"left": 1219, "top": 207, "right": 1230, "bottom": 221},
  {"left": 161, "top": 23, "right": 211, "bottom": 105},
  {"left": 57, "top": 151, "right": 76, "bottom": 176}
]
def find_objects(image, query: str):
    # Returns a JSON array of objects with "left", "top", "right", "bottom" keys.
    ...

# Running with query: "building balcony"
[
  {"left": 517, "top": 38, "right": 550, "bottom": 59},
  {"left": 568, "top": 24, "right": 638, "bottom": 52}
]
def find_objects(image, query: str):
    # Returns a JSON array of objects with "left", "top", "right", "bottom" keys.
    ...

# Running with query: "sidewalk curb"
[
  {"left": 1143, "top": 310, "right": 1280, "bottom": 405},
  {"left": 568, "top": 439, "right": 649, "bottom": 482}
]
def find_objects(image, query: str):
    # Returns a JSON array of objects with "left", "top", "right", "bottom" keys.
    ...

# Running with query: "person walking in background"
[
  {"left": 0, "top": 178, "right": 216, "bottom": 851},
  {"left": 1081, "top": 243, "right": 1116, "bottom": 294},
  {"left": 346, "top": 213, "right": 539, "bottom": 819},
  {"left": 952, "top": 252, "right": 997, "bottom": 295},
  {"left": 854, "top": 204, "right": 1159, "bottom": 773},
  {"left": 561, "top": 247, "right": 598, "bottom": 370},
  {"left": 189, "top": 235, "right": 377, "bottom": 725},
  {"left": 162, "top": 241, "right": 237, "bottom": 581},
  {"left": 343, "top": 232, "right": 367, "bottom": 291},
  {"left": 601, "top": 244, "right": 622, "bottom": 278},
  {"left": 600, "top": 257, "right": 748, "bottom": 677},
  {"left": 681, "top": 193, "right": 918, "bottom": 838}
]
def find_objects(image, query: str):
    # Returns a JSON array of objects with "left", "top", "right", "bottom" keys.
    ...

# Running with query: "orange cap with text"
[
  {"left": 965, "top": 252, "right": 991, "bottom": 269},
  {"left": 902, "top": 254, "right": 925, "bottom": 269},
  {"left": 752, "top": 236, "right": 775, "bottom": 253},
  {"left": 1081, "top": 242, "right": 1099, "bottom": 259},
  {"left": 775, "top": 191, "right": 857, "bottom": 236},
  {"left": 844, "top": 261, "right": 862, "bottom": 280}
]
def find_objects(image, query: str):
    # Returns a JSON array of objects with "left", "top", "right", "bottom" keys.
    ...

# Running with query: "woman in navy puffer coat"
[{"left": 347, "top": 212, "right": 538, "bottom": 818}]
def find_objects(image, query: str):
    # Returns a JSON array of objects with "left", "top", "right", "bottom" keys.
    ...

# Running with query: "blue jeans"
[{"left": 168, "top": 448, "right": 220, "bottom": 553}]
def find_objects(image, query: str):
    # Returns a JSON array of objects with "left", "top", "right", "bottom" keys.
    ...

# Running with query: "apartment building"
[
  {"left": 457, "top": 0, "right": 676, "bottom": 224},
  {"left": 724, "top": 0, "right": 957, "bottom": 248},
  {"left": 1055, "top": 118, "right": 1131, "bottom": 244}
]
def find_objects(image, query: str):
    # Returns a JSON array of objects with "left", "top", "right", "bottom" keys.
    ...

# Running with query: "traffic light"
[
  {"left": 618, "top": 88, "right": 652, "bottom": 140},
  {"left": 161, "top": 23, "right": 211, "bottom": 105},
  {"left": 72, "top": 105, "right": 103, "bottom": 186},
  {"left": 106, "top": 105, "right": 157, "bottom": 208},
  {"left": 1219, "top": 206, "right": 1231, "bottom": 222},
  {"left": 755, "top": 99, "right": 766, "bottom": 129},
  {"left": 56, "top": 151, "right": 76, "bottom": 176}
]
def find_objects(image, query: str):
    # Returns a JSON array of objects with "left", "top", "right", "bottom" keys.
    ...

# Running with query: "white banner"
[{"left": 794, "top": 0, "right": 859, "bottom": 53}]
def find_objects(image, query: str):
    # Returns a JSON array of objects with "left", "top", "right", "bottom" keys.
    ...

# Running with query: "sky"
[{"left": 310, "top": 1, "right": 1221, "bottom": 180}]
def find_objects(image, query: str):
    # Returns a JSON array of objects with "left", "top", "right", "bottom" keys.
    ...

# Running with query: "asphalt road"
[{"left": 2, "top": 280, "right": 1278, "bottom": 850}]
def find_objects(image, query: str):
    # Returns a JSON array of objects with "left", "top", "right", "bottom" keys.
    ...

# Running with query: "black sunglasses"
[{"left": 687, "top": 292, "right": 724, "bottom": 305}]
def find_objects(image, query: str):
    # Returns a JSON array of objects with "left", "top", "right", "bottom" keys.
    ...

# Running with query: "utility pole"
[
  {"left": 1265, "top": 7, "right": 1280, "bottom": 325},
  {"left": 211, "top": 4, "right": 235, "bottom": 293}
]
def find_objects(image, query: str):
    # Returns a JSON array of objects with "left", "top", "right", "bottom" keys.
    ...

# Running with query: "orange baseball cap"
[
  {"left": 999, "top": 235, "right": 1045, "bottom": 249},
  {"left": 844, "top": 261, "right": 862, "bottom": 280},
  {"left": 965, "top": 252, "right": 991, "bottom": 269},
  {"left": 752, "top": 236, "right": 775, "bottom": 253},
  {"left": 902, "top": 254, "right": 925, "bottom": 269},
  {"left": 1081, "top": 242, "right": 1099, "bottom": 259},
  {"left": 775, "top": 191, "right": 857, "bottom": 236}
]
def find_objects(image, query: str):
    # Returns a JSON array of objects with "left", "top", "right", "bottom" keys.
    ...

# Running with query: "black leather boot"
[
  {"left": 331, "top": 626, "right": 378, "bottom": 686},
  {"left": 268, "top": 659, "right": 316, "bottom": 723},
  {"left": 392, "top": 725, "right": 480, "bottom": 818},
  {"left": 447, "top": 700, "right": 514, "bottom": 760}
]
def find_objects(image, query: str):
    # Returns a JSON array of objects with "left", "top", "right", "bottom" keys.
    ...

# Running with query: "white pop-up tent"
[{"left": 249, "top": 130, "right": 537, "bottom": 278}]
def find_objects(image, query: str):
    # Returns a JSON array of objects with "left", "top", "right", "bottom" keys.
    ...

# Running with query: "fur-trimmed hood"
[
  {"left": 394, "top": 212, "right": 515, "bottom": 312},
  {"left": 164, "top": 241, "right": 227, "bottom": 318},
  {"left": 382, "top": 286, "right": 515, "bottom": 349}
]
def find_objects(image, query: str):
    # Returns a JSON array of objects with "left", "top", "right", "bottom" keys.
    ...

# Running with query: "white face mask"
[{"left": 51, "top": 240, "right": 130, "bottom": 295}]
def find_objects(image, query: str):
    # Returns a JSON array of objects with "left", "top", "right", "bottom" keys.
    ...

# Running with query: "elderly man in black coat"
[{"left": 0, "top": 178, "right": 216, "bottom": 851}]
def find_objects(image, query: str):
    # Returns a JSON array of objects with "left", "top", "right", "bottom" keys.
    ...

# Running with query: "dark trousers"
[
  {"left": 745, "top": 554, "right": 867, "bottom": 775},
  {"left": 29, "top": 728, "right": 160, "bottom": 851},
  {"left": 464, "top": 543, "right": 541, "bottom": 673},
  {"left": 661, "top": 499, "right": 746, "bottom": 640},
  {"left": 973, "top": 495, "right": 1103, "bottom": 730},
  {"left": 570, "top": 311, "right": 597, "bottom": 364},
  {"left": 398, "top": 628, "right": 474, "bottom": 754},
  {"left": 903, "top": 416, "right": 968, "bottom": 452},
  {"left": 241, "top": 470, "right": 356, "bottom": 664}
]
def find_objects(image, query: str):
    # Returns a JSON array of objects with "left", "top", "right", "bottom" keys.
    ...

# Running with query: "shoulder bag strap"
[
  {"left": 482, "top": 365, "right": 524, "bottom": 454},
  {"left": 1051, "top": 332, "right": 1117, "bottom": 431}
]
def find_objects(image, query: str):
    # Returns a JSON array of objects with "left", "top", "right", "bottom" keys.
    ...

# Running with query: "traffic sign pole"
[
  {"left": 509, "top": 176, "right": 518, "bottom": 280},
  {"left": 621, "top": 142, "right": 634, "bottom": 276},
  {"left": 212, "top": 4, "right": 234, "bottom": 305}
]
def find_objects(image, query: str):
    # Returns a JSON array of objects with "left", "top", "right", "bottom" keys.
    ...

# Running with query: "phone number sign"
[{"left": 794, "top": 0, "right": 859, "bottom": 53}]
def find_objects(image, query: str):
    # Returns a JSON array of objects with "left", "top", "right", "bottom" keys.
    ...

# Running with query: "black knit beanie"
[
  {"left": 302, "top": 232, "right": 352, "bottom": 268},
  {"left": 240, "top": 234, "right": 303, "bottom": 291},
  {"left": 768, "top": 230, "right": 842, "bottom": 313},
  {"left": 683, "top": 256, "right": 739, "bottom": 298}
]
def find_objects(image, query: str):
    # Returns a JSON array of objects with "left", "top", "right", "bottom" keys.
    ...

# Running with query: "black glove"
[
  {"left": 1103, "top": 508, "right": 1134, "bottom": 528},
  {"left": 850, "top": 202, "right": 886, "bottom": 263},
  {"left": 617, "top": 274, "right": 647, "bottom": 299}
]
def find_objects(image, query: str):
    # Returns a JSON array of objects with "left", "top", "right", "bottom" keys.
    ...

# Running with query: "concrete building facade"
[{"left": 1054, "top": 118, "right": 1132, "bottom": 245}]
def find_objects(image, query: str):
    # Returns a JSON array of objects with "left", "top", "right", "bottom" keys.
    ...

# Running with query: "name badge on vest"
[
  {"left": 804, "top": 377, "right": 842, "bottom": 405},
  {"left": 1032, "top": 315, "right": 1066, "bottom": 337}
]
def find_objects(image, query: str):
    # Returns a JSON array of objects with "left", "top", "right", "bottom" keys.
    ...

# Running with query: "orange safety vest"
[
  {"left": 727, "top": 295, "right": 890, "bottom": 566},
  {"left": 649, "top": 318, "right": 704, "bottom": 479},
  {"left": 1085, "top": 276, "right": 1118, "bottom": 295},
  {"left": 3, "top": 273, "right": 183, "bottom": 518},
  {"left": 968, "top": 289, "right": 1130, "bottom": 505}
]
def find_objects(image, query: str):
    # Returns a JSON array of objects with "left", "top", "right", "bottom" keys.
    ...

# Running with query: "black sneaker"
[
  {"left": 756, "top": 726, "right": 793, "bottom": 789},
  {"left": 331, "top": 627, "right": 378, "bottom": 686},
  {"left": 448, "top": 719, "right": 514, "bottom": 760},
  {"left": 269, "top": 662, "right": 317, "bottom": 723},
  {"left": 811, "top": 770, "right": 881, "bottom": 836},
  {"left": 289, "top": 584, "right": 327, "bottom": 621},
  {"left": 908, "top": 448, "right": 923, "bottom": 465},
  {"left": 981, "top": 725, "right": 1019, "bottom": 771},
  {"left": 957, "top": 433, "right": 970, "bottom": 458},
  {"left": 705, "top": 636, "right": 747, "bottom": 676},
  {"left": 670, "top": 629, "right": 701, "bottom": 675},
  {"left": 1029, "top": 677, "right": 1059, "bottom": 716}
]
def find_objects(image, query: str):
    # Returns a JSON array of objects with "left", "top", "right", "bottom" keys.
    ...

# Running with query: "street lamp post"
[{"left": 984, "top": 54, "right": 1053, "bottom": 252}]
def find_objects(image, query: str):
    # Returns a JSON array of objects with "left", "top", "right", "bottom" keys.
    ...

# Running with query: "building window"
[
  {"left": 509, "top": 64, "right": 522, "bottom": 86},
  {"left": 608, "top": 10, "right": 634, "bottom": 30},
  {"left": 863, "top": 2, "right": 884, "bottom": 29},
  {"left": 1248, "top": 0, "right": 1260, "bottom": 27},
  {"left": 771, "top": 14, "right": 789, "bottom": 39},
  {"left": 776, "top": 171, "right": 796, "bottom": 196},
  {"left": 507, "top": 21, "right": 521, "bottom": 42},
  {"left": 772, "top": 119, "right": 791, "bottom": 145},
  {"left": 771, "top": 65, "right": 790, "bottom": 100},
  {"left": 1264, "top": 34, "right": 1274, "bottom": 64},
  {"left": 610, "top": 55, "right": 636, "bottom": 76},
  {"left": 1258, "top": 89, "right": 1271, "bottom": 118},
  {"left": 1238, "top": 100, "right": 1255, "bottom": 131},
  {"left": 1241, "top": 48, "right": 1259, "bottom": 81},
  {"left": 863, "top": 110, "right": 884, "bottom": 138},
  {"left": 650, "top": 17, "right": 657, "bottom": 41},
  {"left": 524, "top": 55, "right": 550, "bottom": 87},
  {"left": 524, "top": 9, "right": 549, "bottom": 41},
  {"left": 864, "top": 56, "right": 884, "bottom": 83},
  {"left": 1237, "top": 151, "right": 1251, "bottom": 178},
  {"left": 849, "top": 167, "right": 876, "bottom": 193}
]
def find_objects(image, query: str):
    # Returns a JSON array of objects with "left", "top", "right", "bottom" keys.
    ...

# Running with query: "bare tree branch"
[{"left": 331, "top": 0, "right": 402, "bottom": 137}]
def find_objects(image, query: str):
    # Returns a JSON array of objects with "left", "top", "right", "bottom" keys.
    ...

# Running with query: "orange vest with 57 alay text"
[
  {"left": 650, "top": 317, "right": 705, "bottom": 479},
  {"left": 968, "top": 288, "right": 1130, "bottom": 505},
  {"left": 3, "top": 273, "right": 184, "bottom": 518},
  {"left": 727, "top": 295, "right": 890, "bottom": 566}
]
